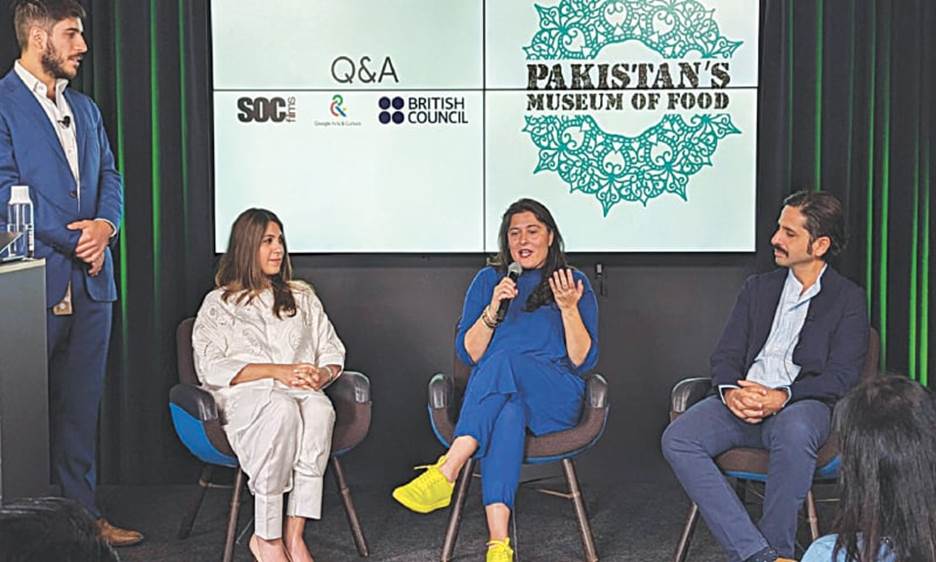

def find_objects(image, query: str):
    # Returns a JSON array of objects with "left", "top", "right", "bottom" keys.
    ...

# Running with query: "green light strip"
[
  {"left": 178, "top": 0, "right": 189, "bottom": 245},
  {"left": 114, "top": 0, "right": 129, "bottom": 363},
  {"left": 909, "top": 82, "right": 920, "bottom": 379},
  {"left": 919, "top": 3, "right": 933, "bottom": 385},
  {"left": 909, "top": 1, "right": 927, "bottom": 381},
  {"left": 921, "top": 5, "right": 931, "bottom": 386},
  {"left": 865, "top": 0, "right": 876, "bottom": 316},
  {"left": 787, "top": 1, "right": 794, "bottom": 186},
  {"left": 814, "top": 0, "right": 824, "bottom": 189},
  {"left": 150, "top": 0, "right": 161, "bottom": 319},
  {"left": 921, "top": 133, "right": 930, "bottom": 386},
  {"left": 878, "top": 0, "right": 891, "bottom": 370}
]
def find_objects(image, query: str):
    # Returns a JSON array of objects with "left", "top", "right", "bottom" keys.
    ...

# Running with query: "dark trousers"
[
  {"left": 662, "top": 396, "right": 831, "bottom": 562},
  {"left": 46, "top": 267, "right": 112, "bottom": 517}
]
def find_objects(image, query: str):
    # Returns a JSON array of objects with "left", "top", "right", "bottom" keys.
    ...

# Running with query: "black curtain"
[
  {"left": 757, "top": 0, "right": 935, "bottom": 384},
  {"left": 0, "top": 0, "right": 933, "bottom": 484}
]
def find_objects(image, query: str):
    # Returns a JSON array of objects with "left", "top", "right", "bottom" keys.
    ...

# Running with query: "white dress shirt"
[{"left": 14, "top": 61, "right": 80, "bottom": 202}]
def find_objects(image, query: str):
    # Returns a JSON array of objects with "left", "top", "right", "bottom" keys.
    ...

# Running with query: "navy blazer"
[
  {"left": 710, "top": 267, "right": 869, "bottom": 404},
  {"left": 0, "top": 68, "right": 122, "bottom": 304}
]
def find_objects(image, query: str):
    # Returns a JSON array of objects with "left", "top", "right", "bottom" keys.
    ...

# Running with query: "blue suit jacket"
[
  {"left": 0, "top": 68, "right": 122, "bottom": 305},
  {"left": 710, "top": 267, "right": 869, "bottom": 404}
]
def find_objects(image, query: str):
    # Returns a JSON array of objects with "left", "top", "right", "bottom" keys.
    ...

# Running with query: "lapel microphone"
[{"left": 58, "top": 116, "right": 71, "bottom": 128}]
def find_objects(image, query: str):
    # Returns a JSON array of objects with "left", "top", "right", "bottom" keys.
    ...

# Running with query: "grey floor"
[{"left": 101, "top": 469, "right": 837, "bottom": 562}]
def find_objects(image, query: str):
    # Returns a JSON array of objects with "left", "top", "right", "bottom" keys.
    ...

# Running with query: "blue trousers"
[
  {"left": 661, "top": 396, "right": 831, "bottom": 562},
  {"left": 46, "top": 267, "right": 112, "bottom": 517},
  {"left": 453, "top": 351, "right": 583, "bottom": 509}
]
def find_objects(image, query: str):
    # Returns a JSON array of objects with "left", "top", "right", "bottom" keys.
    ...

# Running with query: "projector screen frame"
[{"left": 206, "top": 0, "right": 761, "bottom": 256}]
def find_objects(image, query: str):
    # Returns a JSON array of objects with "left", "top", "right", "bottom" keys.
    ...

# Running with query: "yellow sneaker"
[
  {"left": 486, "top": 538, "right": 513, "bottom": 562},
  {"left": 392, "top": 455, "right": 455, "bottom": 513}
]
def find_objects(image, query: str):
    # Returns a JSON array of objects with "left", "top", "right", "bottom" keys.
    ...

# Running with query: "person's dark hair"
[
  {"left": 493, "top": 198, "right": 568, "bottom": 311},
  {"left": 832, "top": 375, "right": 936, "bottom": 562},
  {"left": 782, "top": 190, "right": 847, "bottom": 258},
  {"left": 215, "top": 208, "right": 297, "bottom": 319},
  {"left": 0, "top": 497, "right": 118, "bottom": 562},
  {"left": 10, "top": 0, "right": 86, "bottom": 51}
]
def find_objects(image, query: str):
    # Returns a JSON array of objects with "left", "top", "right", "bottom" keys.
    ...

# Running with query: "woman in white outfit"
[{"left": 193, "top": 208, "right": 344, "bottom": 562}]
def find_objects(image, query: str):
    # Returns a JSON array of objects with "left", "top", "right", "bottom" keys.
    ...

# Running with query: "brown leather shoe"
[{"left": 96, "top": 517, "right": 144, "bottom": 547}]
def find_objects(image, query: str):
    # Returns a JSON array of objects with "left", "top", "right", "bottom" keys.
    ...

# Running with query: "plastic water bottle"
[{"left": 7, "top": 185, "right": 34, "bottom": 258}]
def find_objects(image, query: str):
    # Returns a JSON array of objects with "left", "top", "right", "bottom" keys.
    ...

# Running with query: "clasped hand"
[
  {"left": 68, "top": 220, "right": 113, "bottom": 276},
  {"left": 724, "top": 380, "right": 787, "bottom": 424},
  {"left": 276, "top": 363, "right": 332, "bottom": 391}
]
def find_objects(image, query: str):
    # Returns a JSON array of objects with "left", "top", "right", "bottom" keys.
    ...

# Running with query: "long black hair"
[
  {"left": 492, "top": 198, "right": 567, "bottom": 311},
  {"left": 832, "top": 375, "right": 936, "bottom": 562}
]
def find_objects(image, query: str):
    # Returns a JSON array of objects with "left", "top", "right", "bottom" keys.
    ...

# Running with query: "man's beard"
[{"left": 41, "top": 42, "right": 76, "bottom": 80}]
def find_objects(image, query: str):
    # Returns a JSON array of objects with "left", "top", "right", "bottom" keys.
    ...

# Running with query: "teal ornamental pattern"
[
  {"left": 524, "top": 0, "right": 743, "bottom": 60},
  {"left": 523, "top": 114, "right": 740, "bottom": 215},
  {"left": 523, "top": 0, "right": 744, "bottom": 215}
]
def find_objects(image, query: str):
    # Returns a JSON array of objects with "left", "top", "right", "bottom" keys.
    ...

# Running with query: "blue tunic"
[
  {"left": 452, "top": 266, "right": 600, "bottom": 507},
  {"left": 456, "top": 267, "right": 599, "bottom": 371}
]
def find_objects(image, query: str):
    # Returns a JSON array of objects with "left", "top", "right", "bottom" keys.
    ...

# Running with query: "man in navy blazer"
[
  {"left": 662, "top": 191, "right": 869, "bottom": 562},
  {"left": 0, "top": 0, "right": 141, "bottom": 546}
]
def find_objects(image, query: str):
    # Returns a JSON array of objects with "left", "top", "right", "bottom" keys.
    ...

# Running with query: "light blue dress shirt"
[
  {"left": 802, "top": 534, "right": 896, "bottom": 562},
  {"left": 720, "top": 266, "right": 827, "bottom": 402}
]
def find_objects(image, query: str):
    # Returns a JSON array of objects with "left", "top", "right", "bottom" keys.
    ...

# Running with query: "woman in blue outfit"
[
  {"left": 801, "top": 375, "right": 936, "bottom": 562},
  {"left": 393, "top": 198, "right": 599, "bottom": 562}
]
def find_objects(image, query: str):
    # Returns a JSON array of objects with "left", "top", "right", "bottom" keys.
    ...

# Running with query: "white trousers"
[{"left": 224, "top": 388, "right": 335, "bottom": 540}]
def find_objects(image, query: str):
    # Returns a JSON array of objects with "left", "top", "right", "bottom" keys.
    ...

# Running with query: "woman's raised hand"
[{"left": 549, "top": 268, "right": 584, "bottom": 311}]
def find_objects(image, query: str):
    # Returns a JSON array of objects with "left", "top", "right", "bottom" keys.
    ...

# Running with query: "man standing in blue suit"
[
  {"left": 662, "top": 191, "right": 870, "bottom": 562},
  {"left": 0, "top": 0, "right": 141, "bottom": 546}
]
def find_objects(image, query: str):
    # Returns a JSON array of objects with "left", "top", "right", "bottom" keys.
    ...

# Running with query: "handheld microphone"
[
  {"left": 496, "top": 261, "right": 523, "bottom": 323},
  {"left": 58, "top": 116, "right": 71, "bottom": 128}
]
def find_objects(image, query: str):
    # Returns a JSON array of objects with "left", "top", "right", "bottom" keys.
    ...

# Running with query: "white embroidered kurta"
[{"left": 192, "top": 283, "right": 345, "bottom": 539}]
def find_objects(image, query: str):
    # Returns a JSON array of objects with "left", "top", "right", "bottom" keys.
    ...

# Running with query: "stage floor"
[{"left": 100, "top": 472, "right": 837, "bottom": 562}]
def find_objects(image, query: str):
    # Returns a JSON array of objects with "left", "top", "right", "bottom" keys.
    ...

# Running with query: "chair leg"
[
  {"left": 331, "top": 457, "right": 370, "bottom": 557},
  {"left": 561, "top": 459, "right": 598, "bottom": 562},
  {"left": 673, "top": 502, "right": 699, "bottom": 562},
  {"left": 178, "top": 465, "right": 213, "bottom": 539},
  {"left": 222, "top": 469, "right": 246, "bottom": 562},
  {"left": 806, "top": 489, "right": 820, "bottom": 541},
  {"left": 735, "top": 479, "right": 747, "bottom": 505},
  {"left": 441, "top": 457, "right": 475, "bottom": 562}
]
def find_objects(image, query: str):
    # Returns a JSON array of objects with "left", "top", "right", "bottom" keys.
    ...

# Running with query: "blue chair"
[
  {"left": 169, "top": 317, "right": 372, "bottom": 562},
  {"left": 669, "top": 328, "right": 879, "bottom": 562},
  {"left": 427, "top": 351, "right": 609, "bottom": 562}
]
